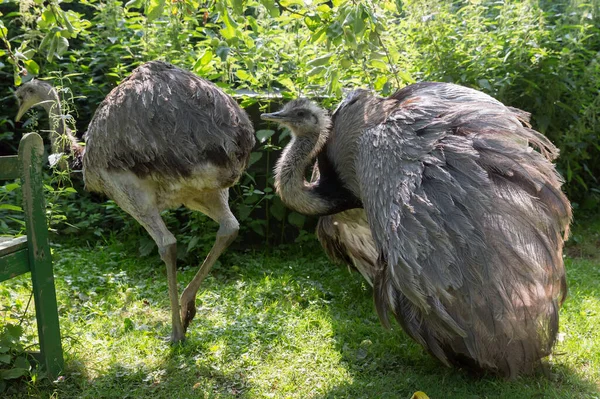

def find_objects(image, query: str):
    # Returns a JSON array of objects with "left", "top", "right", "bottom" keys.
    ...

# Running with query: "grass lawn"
[{"left": 1, "top": 218, "right": 599, "bottom": 399}]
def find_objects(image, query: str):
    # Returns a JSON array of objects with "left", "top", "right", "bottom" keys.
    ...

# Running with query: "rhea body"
[
  {"left": 263, "top": 83, "right": 571, "bottom": 378},
  {"left": 16, "top": 61, "right": 255, "bottom": 342}
]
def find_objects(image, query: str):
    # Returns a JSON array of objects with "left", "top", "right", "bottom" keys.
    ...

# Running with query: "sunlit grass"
[{"left": 1, "top": 220, "right": 599, "bottom": 398}]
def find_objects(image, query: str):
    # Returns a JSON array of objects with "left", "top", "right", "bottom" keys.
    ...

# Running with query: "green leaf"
[
  {"left": 61, "top": 10, "right": 75, "bottom": 34},
  {"left": 41, "top": 8, "right": 56, "bottom": 25},
  {"left": 230, "top": 0, "right": 244, "bottom": 15},
  {"left": 187, "top": 236, "right": 200, "bottom": 252},
  {"left": 368, "top": 59, "right": 388, "bottom": 70},
  {"left": 125, "top": 0, "right": 144, "bottom": 8},
  {"left": 138, "top": 237, "right": 155, "bottom": 257},
  {"left": 123, "top": 318, "right": 134, "bottom": 332},
  {"left": 248, "top": 152, "right": 263, "bottom": 166},
  {"left": 261, "top": 0, "right": 280, "bottom": 17},
  {"left": 13, "top": 356, "right": 29, "bottom": 370},
  {"left": 256, "top": 129, "right": 275, "bottom": 143},
  {"left": 478, "top": 79, "right": 492, "bottom": 91},
  {"left": 0, "top": 354, "right": 10, "bottom": 364},
  {"left": 269, "top": 199, "right": 285, "bottom": 221},
  {"left": 307, "top": 66, "right": 326, "bottom": 76},
  {"left": 0, "top": 204, "right": 22, "bottom": 212},
  {"left": 146, "top": 0, "right": 165, "bottom": 21},
  {"left": 327, "top": 69, "right": 341, "bottom": 97},
  {"left": 1, "top": 368, "right": 28, "bottom": 380},
  {"left": 6, "top": 325, "right": 23, "bottom": 340},
  {"left": 374, "top": 75, "right": 388, "bottom": 91},
  {"left": 288, "top": 212, "right": 305, "bottom": 229},
  {"left": 308, "top": 53, "right": 334, "bottom": 67},
  {"left": 250, "top": 221, "right": 265, "bottom": 236},
  {"left": 220, "top": 10, "right": 238, "bottom": 40},
  {"left": 24, "top": 59, "right": 40, "bottom": 75},
  {"left": 235, "top": 69, "right": 257, "bottom": 84},
  {"left": 216, "top": 46, "right": 230, "bottom": 61},
  {"left": 193, "top": 49, "right": 214, "bottom": 71},
  {"left": 56, "top": 36, "right": 69, "bottom": 56},
  {"left": 397, "top": 70, "right": 415, "bottom": 84},
  {"left": 277, "top": 77, "right": 295, "bottom": 91},
  {"left": 304, "top": 14, "right": 321, "bottom": 32}
]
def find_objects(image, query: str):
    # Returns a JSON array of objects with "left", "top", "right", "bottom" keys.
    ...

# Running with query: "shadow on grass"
[
  {"left": 315, "top": 256, "right": 600, "bottom": 399},
  {"left": 54, "top": 347, "right": 252, "bottom": 399},
  {"left": 13, "top": 237, "right": 599, "bottom": 399}
]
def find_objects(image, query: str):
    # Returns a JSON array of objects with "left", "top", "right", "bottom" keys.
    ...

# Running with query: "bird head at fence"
[
  {"left": 15, "top": 79, "right": 84, "bottom": 170},
  {"left": 15, "top": 80, "right": 58, "bottom": 122}
]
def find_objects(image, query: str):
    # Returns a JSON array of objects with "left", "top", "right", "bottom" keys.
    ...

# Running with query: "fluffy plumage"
[
  {"left": 84, "top": 61, "right": 254, "bottom": 189},
  {"left": 272, "top": 82, "right": 571, "bottom": 378}
]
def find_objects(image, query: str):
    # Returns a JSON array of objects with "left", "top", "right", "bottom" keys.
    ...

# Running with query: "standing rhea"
[
  {"left": 262, "top": 82, "right": 571, "bottom": 378},
  {"left": 16, "top": 61, "right": 255, "bottom": 342}
]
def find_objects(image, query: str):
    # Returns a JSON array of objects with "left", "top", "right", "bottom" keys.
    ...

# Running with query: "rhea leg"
[
  {"left": 181, "top": 189, "right": 239, "bottom": 331},
  {"left": 99, "top": 171, "right": 185, "bottom": 342},
  {"left": 138, "top": 213, "right": 185, "bottom": 343}
]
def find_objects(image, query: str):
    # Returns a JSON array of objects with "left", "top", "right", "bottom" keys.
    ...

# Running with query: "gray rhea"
[
  {"left": 15, "top": 61, "right": 256, "bottom": 342},
  {"left": 263, "top": 82, "right": 571, "bottom": 378}
]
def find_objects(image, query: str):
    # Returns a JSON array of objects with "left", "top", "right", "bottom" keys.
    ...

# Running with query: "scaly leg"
[
  {"left": 181, "top": 189, "right": 239, "bottom": 331},
  {"left": 101, "top": 171, "right": 185, "bottom": 342}
]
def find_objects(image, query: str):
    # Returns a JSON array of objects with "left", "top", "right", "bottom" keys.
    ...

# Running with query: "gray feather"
[{"left": 84, "top": 61, "right": 255, "bottom": 185}]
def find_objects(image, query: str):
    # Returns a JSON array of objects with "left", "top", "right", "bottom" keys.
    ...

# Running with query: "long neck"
[
  {"left": 275, "top": 132, "right": 337, "bottom": 216},
  {"left": 42, "top": 93, "right": 84, "bottom": 157}
]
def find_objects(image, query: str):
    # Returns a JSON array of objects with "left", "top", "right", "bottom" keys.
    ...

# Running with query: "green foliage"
[
  {"left": 1, "top": 0, "right": 599, "bottom": 245},
  {"left": 0, "top": 324, "right": 32, "bottom": 393}
]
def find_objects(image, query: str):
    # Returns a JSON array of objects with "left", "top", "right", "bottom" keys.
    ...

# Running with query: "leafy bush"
[{"left": 1, "top": 0, "right": 598, "bottom": 247}]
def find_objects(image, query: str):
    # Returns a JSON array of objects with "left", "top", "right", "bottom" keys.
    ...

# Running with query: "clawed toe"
[{"left": 181, "top": 300, "right": 197, "bottom": 332}]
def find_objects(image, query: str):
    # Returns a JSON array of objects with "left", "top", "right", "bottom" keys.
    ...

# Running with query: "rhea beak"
[
  {"left": 260, "top": 111, "right": 287, "bottom": 122},
  {"left": 15, "top": 104, "right": 27, "bottom": 122},
  {"left": 15, "top": 98, "right": 36, "bottom": 122}
]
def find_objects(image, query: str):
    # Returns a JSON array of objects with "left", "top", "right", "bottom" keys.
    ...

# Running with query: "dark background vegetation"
[{"left": 1, "top": 0, "right": 599, "bottom": 252}]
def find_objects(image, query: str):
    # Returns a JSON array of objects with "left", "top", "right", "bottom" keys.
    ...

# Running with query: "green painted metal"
[
  {"left": 0, "top": 249, "right": 30, "bottom": 282},
  {"left": 0, "top": 133, "right": 64, "bottom": 378},
  {"left": 0, "top": 155, "right": 19, "bottom": 180}
]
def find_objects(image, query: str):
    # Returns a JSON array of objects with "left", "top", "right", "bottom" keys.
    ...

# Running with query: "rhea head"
[
  {"left": 15, "top": 80, "right": 57, "bottom": 122},
  {"left": 261, "top": 98, "right": 331, "bottom": 137}
]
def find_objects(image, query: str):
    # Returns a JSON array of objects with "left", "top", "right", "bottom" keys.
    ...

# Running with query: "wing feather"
[{"left": 356, "top": 96, "right": 570, "bottom": 376}]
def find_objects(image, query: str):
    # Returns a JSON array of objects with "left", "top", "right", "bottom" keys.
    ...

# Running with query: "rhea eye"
[{"left": 297, "top": 110, "right": 306, "bottom": 117}]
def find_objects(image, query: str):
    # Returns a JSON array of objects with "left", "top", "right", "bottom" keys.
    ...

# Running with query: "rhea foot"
[{"left": 181, "top": 297, "right": 197, "bottom": 333}]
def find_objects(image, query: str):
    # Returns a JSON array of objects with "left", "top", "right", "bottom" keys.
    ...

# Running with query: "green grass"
[{"left": 1, "top": 221, "right": 600, "bottom": 399}]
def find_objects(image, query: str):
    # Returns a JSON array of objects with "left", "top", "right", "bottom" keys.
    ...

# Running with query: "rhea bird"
[
  {"left": 262, "top": 82, "right": 571, "bottom": 378},
  {"left": 15, "top": 61, "right": 256, "bottom": 342}
]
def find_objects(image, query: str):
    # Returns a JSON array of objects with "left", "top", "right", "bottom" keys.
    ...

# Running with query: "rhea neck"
[
  {"left": 40, "top": 89, "right": 84, "bottom": 162},
  {"left": 274, "top": 116, "right": 364, "bottom": 217}
]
